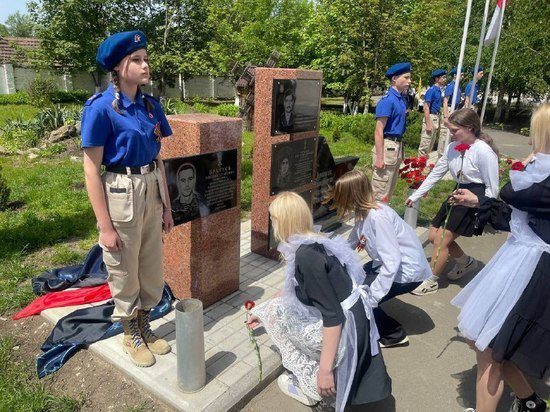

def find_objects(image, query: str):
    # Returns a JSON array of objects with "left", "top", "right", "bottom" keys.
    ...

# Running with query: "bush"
[
  {"left": 27, "top": 77, "right": 57, "bottom": 107},
  {"left": 520, "top": 127, "right": 530, "bottom": 136},
  {"left": 0, "top": 92, "right": 29, "bottom": 105},
  {"left": 51, "top": 90, "right": 91, "bottom": 104},
  {"left": 332, "top": 127, "right": 342, "bottom": 142},
  {"left": 192, "top": 102, "right": 209, "bottom": 113},
  {"left": 0, "top": 166, "right": 10, "bottom": 211},
  {"left": 403, "top": 111, "right": 423, "bottom": 150},
  {"left": 162, "top": 98, "right": 191, "bottom": 115},
  {"left": 0, "top": 128, "right": 40, "bottom": 151},
  {"left": 215, "top": 104, "right": 239, "bottom": 117}
]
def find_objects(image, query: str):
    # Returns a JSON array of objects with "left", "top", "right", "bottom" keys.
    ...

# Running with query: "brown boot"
[
  {"left": 138, "top": 310, "right": 171, "bottom": 355},
  {"left": 121, "top": 317, "right": 156, "bottom": 367}
]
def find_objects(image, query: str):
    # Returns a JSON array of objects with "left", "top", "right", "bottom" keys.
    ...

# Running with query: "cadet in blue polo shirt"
[
  {"left": 465, "top": 66, "right": 484, "bottom": 110},
  {"left": 372, "top": 62, "right": 411, "bottom": 202},
  {"left": 418, "top": 69, "right": 447, "bottom": 158},
  {"left": 81, "top": 30, "right": 173, "bottom": 368},
  {"left": 444, "top": 66, "right": 464, "bottom": 110}
]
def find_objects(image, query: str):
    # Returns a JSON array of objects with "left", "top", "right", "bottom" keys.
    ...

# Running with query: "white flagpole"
[
  {"left": 447, "top": 0, "right": 473, "bottom": 148},
  {"left": 481, "top": 0, "right": 507, "bottom": 125},
  {"left": 469, "top": 0, "right": 491, "bottom": 106}
]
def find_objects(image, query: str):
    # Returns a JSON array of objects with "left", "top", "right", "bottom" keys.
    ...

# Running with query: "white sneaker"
[
  {"left": 447, "top": 257, "right": 478, "bottom": 281},
  {"left": 277, "top": 372, "right": 318, "bottom": 406},
  {"left": 464, "top": 409, "right": 476, "bottom": 412},
  {"left": 379, "top": 336, "right": 409, "bottom": 348},
  {"left": 411, "top": 278, "right": 439, "bottom": 296}
]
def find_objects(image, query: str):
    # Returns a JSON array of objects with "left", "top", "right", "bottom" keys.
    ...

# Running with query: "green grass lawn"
[{"left": 0, "top": 105, "right": 40, "bottom": 126}]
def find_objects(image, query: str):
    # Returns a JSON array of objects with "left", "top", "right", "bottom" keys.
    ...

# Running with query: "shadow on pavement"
[{"left": 382, "top": 298, "right": 435, "bottom": 336}]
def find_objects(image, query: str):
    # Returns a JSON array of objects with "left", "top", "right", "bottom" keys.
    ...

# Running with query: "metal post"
[
  {"left": 446, "top": 0, "right": 473, "bottom": 148},
  {"left": 175, "top": 299, "right": 206, "bottom": 393},
  {"left": 480, "top": 0, "right": 507, "bottom": 125},
  {"left": 469, "top": 0, "right": 492, "bottom": 106}
]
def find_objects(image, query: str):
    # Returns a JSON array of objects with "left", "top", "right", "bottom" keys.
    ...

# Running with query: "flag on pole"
[{"left": 484, "top": 0, "right": 507, "bottom": 45}]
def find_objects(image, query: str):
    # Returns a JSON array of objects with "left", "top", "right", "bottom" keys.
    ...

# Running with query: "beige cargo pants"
[
  {"left": 418, "top": 114, "right": 445, "bottom": 158},
  {"left": 372, "top": 139, "right": 404, "bottom": 202},
  {"left": 101, "top": 168, "right": 167, "bottom": 321}
]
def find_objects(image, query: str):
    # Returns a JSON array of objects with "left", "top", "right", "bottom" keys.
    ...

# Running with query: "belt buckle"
[{"left": 140, "top": 164, "right": 151, "bottom": 174}]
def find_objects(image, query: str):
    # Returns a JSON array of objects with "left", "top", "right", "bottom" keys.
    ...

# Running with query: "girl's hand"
[
  {"left": 246, "top": 315, "right": 261, "bottom": 329},
  {"left": 451, "top": 188, "right": 479, "bottom": 208},
  {"left": 405, "top": 198, "right": 415, "bottom": 208},
  {"left": 100, "top": 228, "right": 123, "bottom": 251},
  {"left": 522, "top": 153, "right": 535, "bottom": 166},
  {"left": 163, "top": 208, "right": 174, "bottom": 234},
  {"left": 317, "top": 368, "right": 336, "bottom": 398}
]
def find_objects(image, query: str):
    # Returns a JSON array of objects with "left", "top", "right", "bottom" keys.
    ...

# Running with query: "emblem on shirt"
[
  {"left": 153, "top": 122, "right": 162, "bottom": 142},
  {"left": 356, "top": 235, "right": 367, "bottom": 252},
  {"left": 134, "top": 34, "right": 141, "bottom": 43}
]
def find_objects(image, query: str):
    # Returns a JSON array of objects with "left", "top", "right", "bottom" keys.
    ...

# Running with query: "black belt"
[
  {"left": 105, "top": 160, "right": 157, "bottom": 175},
  {"left": 384, "top": 135, "right": 403, "bottom": 142}
]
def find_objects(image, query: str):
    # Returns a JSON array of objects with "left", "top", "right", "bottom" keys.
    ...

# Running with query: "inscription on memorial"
[
  {"left": 164, "top": 149, "right": 238, "bottom": 226},
  {"left": 270, "top": 138, "right": 315, "bottom": 195}
]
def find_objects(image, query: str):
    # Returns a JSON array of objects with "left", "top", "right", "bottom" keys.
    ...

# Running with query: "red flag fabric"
[{"left": 13, "top": 284, "right": 112, "bottom": 320}]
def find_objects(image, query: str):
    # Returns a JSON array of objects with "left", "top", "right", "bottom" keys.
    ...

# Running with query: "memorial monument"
[
  {"left": 161, "top": 114, "right": 242, "bottom": 306},
  {"left": 250, "top": 69, "right": 358, "bottom": 258}
]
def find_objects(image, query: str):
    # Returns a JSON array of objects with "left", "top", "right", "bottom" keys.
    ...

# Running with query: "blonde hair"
[
  {"left": 329, "top": 170, "right": 378, "bottom": 219},
  {"left": 448, "top": 108, "right": 500, "bottom": 156},
  {"left": 269, "top": 192, "right": 315, "bottom": 243},
  {"left": 530, "top": 103, "right": 550, "bottom": 154}
]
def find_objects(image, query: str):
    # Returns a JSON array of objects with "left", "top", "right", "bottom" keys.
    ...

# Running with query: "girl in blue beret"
[{"left": 81, "top": 30, "right": 174, "bottom": 367}]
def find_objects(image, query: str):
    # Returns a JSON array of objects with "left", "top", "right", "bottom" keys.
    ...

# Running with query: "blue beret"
[
  {"left": 385, "top": 62, "right": 412, "bottom": 79},
  {"left": 471, "top": 66, "right": 484, "bottom": 74},
  {"left": 96, "top": 31, "right": 147, "bottom": 71},
  {"left": 450, "top": 66, "right": 465, "bottom": 76},
  {"left": 432, "top": 69, "right": 447, "bottom": 78}
]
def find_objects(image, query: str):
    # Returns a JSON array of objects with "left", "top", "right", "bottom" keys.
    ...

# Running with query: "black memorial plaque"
[
  {"left": 267, "top": 190, "right": 312, "bottom": 251},
  {"left": 271, "top": 79, "right": 321, "bottom": 136},
  {"left": 270, "top": 138, "right": 315, "bottom": 195},
  {"left": 164, "top": 149, "right": 238, "bottom": 226}
]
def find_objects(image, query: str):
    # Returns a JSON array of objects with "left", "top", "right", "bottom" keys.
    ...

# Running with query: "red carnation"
[
  {"left": 429, "top": 163, "right": 435, "bottom": 169},
  {"left": 381, "top": 196, "right": 389, "bottom": 203},
  {"left": 506, "top": 158, "right": 513, "bottom": 165},
  {"left": 455, "top": 143, "right": 471, "bottom": 153},
  {"left": 511, "top": 161, "right": 525, "bottom": 171},
  {"left": 244, "top": 300, "right": 256, "bottom": 310},
  {"left": 419, "top": 156, "right": 428, "bottom": 163},
  {"left": 404, "top": 158, "right": 412, "bottom": 165},
  {"left": 499, "top": 168, "right": 504, "bottom": 174}
]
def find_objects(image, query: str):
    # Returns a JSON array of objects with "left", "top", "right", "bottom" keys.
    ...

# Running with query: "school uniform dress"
[
  {"left": 348, "top": 204, "right": 432, "bottom": 344},
  {"left": 372, "top": 87, "right": 407, "bottom": 202},
  {"left": 81, "top": 85, "right": 172, "bottom": 321},
  {"left": 452, "top": 153, "right": 550, "bottom": 378},
  {"left": 418, "top": 84, "right": 446, "bottom": 157},
  {"left": 409, "top": 139, "right": 499, "bottom": 237},
  {"left": 252, "top": 235, "right": 391, "bottom": 411}
]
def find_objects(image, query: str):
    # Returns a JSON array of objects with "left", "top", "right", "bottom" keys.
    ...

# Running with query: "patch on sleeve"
[{"left": 84, "top": 93, "right": 103, "bottom": 106}]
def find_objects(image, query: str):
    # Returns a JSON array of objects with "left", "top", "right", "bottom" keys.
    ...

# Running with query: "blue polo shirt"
[
  {"left": 423, "top": 85, "right": 443, "bottom": 114},
  {"left": 375, "top": 87, "right": 407, "bottom": 137},
  {"left": 81, "top": 85, "right": 172, "bottom": 167},
  {"left": 465, "top": 81, "right": 481, "bottom": 105},
  {"left": 444, "top": 80, "right": 462, "bottom": 107}
]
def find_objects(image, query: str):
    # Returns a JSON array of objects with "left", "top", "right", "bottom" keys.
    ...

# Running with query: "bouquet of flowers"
[{"left": 399, "top": 156, "right": 435, "bottom": 190}]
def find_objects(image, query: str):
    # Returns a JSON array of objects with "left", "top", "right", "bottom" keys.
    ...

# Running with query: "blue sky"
[{"left": 0, "top": 0, "right": 29, "bottom": 25}]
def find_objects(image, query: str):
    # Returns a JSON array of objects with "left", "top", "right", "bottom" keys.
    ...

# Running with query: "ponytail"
[{"left": 478, "top": 131, "right": 499, "bottom": 157}]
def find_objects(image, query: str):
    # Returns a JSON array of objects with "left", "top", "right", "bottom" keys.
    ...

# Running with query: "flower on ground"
[
  {"left": 506, "top": 158, "right": 513, "bottom": 164},
  {"left": 455, "top": 143, "right": 471, "bottom": 153},
  {"left": 244, "top": 300, "right": 255, "bottom": 311},
  {"left": 511, "top": 161, "right": 525, "bottom": 171}
]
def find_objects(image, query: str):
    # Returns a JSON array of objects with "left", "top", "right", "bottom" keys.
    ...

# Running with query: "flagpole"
[
  {"left": 481, "top": 0, "right": 507, "bottom": 125},
  {"left": 469, "top": 0, "right": 491, "bottom": 106},
  {"left": 447, "top": 0, "right": 473, "bottom": 148}
]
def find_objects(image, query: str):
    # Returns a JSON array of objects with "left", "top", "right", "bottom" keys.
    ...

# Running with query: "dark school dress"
[
  {"left": 294, "top": 243, "right": 392, "bottom": 405},
  {"left": 477, "top": 177, "right": 550, "bottom": 378},
  {"left": 432, "top": 182, "right": 486, "bottom": 237}
]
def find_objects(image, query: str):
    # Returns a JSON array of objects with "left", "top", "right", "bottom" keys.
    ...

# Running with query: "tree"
[
  {"left": 5, "top": 12, "right": 36, "bottom": 37},
  {"left": 0, "top": 24, "right": 9, "bottom": 37}
]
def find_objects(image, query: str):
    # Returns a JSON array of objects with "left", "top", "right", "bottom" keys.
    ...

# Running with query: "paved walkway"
[
  {"left": 242, "top": 232, "right": 550, "bottom": 412},
  {"left": 43, "top": 219, "right": 425, "bottom": 412},
  {"left": 488, "top": 128, "right": 531, "bottom": 160}
]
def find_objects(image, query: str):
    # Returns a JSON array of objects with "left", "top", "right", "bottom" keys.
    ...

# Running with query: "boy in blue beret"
[
  {"left": 418, "top": 69, "right": 447, "bottom": 158},
  {"left": 81, "top": 30, "right": 174, "bottom": 367},
  {"left": 372, "top": 62, "right": 412, "bottom": 201},
  {"left": 465, "top": 66, "right": 484, "bottom": 110},
  {"left": 444, "top": 66, "right": 465, "bottom": 111}
]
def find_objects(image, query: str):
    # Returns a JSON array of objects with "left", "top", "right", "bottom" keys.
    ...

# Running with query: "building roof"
[{"left": 0, "top": 36, "right": 40, "bottom": 65}]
